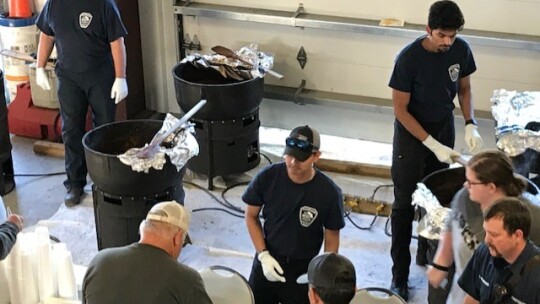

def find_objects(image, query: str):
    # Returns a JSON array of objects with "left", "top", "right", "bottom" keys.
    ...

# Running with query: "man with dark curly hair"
[{"left": 388, "top": 0, "right": 483, "bottom": 300}]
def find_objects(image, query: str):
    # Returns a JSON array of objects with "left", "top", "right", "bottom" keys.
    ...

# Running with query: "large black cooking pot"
[
  {"left": 173, "top": 63, "right": 264, "bottom": 120},
  {"left": 422, "top": 166, "right": 465, "bottom": 208},
  {"left": 82, "top": 120, "right": 185, "bottom": 196}
]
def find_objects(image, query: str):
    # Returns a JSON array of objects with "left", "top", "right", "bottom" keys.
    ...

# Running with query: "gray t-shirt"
[
  {"left": 445, "top": 187, "right": 540, "bottom": 303},
  {"left": 83, "top": 243, "right": 213, "bottom": 304}
]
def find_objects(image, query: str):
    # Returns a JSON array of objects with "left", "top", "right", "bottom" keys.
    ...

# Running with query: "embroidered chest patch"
[
  {"left": 79, "top": 12, "right": 93, "bottom": 29},
  {"left": 299, "top": 206, "right": 318, "bottom": 227},
  {"left": 448, "top": 63, "right": 460, "bottom": 82}
]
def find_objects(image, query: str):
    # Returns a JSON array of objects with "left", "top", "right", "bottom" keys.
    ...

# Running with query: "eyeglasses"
[
  {"left": 465, "top": 178, "right": 486, "bottom": 186},
  {"left": 285, "top": 137, "right": 316, "bottom": 153}
]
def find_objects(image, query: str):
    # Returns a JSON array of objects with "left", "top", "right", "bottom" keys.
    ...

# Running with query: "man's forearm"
[
  {"left": 458, "top": 76, "right": 475, "bottom": 121},
  {"left": 324, "top": 229, "right": 340, "bottom": 253},
  {"left": 110, "top": 37, "right": 126, "bottom": 78},
  {"left": 393, "top": 89, "right": 429, "bottom": 142},
  {"left": 458, "top": 93, "right": 474, "bottom": 122},
  {"left": 245, "top": 214, "right": 266, "bottom": 252},
  {"left": 37, "top": 32, "right": 54, "bottom": 68}
]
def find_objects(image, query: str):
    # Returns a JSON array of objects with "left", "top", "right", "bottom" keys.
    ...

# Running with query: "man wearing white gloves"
[
  {"left": 35, "top": 0, "right": 128, "bottom": 206},
  {"left": 243, "top": 125, "right": 345, "bottom": 304},
  {"left": 387, "top": 1, "right": 483, "bottom": 301}
]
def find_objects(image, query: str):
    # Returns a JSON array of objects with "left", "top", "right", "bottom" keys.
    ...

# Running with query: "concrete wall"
[{"left": 137, "top": 0, "right": 540, "bottom": 145}]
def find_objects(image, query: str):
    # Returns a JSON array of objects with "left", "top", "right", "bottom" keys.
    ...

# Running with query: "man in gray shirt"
[{"left": 83, "top": 201, "right": 212, "bottom": 304}]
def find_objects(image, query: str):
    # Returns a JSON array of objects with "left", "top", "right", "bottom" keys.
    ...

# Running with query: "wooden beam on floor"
[
  {"left": 317, "top": 158, "right": 391, "bottom": 179},
  {"left": 33, "top": 140, "right": 65, "bottom": 158}
]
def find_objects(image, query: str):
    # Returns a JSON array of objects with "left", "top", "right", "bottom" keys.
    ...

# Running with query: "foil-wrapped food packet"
[
  {"left": 118, "top": 113, "right": 199, "bottom": 173},
  {"left": 412, "top": 183, "right": 451, "bottom": 240},
  {"left": 180, "top": 43, "right": 275, "bottom": 80},
  {"left": 491, "top": 89, "right": 540, "bottom": 156}
]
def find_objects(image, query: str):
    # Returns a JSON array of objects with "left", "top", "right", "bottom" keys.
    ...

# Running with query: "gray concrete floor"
[{"left": 1, "top": 116, "right": 498, "bottom": 303}]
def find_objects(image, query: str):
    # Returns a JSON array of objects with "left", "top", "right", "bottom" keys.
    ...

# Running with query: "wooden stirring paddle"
[{"left": 211, "top": 45, "right": 284, "bottom": 79}]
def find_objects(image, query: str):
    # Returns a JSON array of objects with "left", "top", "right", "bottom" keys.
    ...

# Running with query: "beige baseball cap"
[{"left": 146, "top": 201, "right": 191, "bottom": 232}]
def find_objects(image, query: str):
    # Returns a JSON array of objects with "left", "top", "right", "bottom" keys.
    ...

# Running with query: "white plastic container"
[
  {"left": 29, "top": 63, "right": 59, "bottom": 109},
  {"left": 0, "top": 14, "right": 38, "bottom": 102}
]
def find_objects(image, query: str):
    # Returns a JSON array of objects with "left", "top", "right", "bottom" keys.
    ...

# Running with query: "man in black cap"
[
  {"left": 298, "top": 252, "right": 357, "bottom": 304},
  {"left": 243, "top": 125, "right": 345, "bottom": 304}
]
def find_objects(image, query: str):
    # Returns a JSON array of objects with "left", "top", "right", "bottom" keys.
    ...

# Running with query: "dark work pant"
[
  {"left": 56, "top": 64, "right": 116, "bottom": 190},
  {"left": 249, "top": 254, "right": 310, "bottom": 304},
  {"left": 390, "top": 117, "right": 454, "bottom": 286}
]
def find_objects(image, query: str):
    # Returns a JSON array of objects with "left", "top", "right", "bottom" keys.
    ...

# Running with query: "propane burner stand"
[
  {"left": 173, "top": 62, "right": 264, "bottom": 190},
  {"left": 189, "top": 112, "right": 260, "bottom": 190}
]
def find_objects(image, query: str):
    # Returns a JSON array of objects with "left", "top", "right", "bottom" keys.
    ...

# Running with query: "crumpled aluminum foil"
[
  {"left": 118, "top": 114, "right": 199, "bottom": 173},
  {"left": 491, "top": 89, "right": 540, "bottom": 156},
  {"left": 180, "top": 43, "right": 275, "bottom": 80},
  {"left": 412, "top": 183, "right": 452, "bottom": 240}
]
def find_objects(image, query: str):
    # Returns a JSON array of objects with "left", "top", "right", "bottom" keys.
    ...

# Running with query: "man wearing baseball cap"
[
  {"left": 83, "top": 201, "right": 212, "bottom": 304},
  {"left": 243, "top": 125, "right": 345, "bottom": 304},
  {"left": 298, "top": 253, "right": 357, "bottom": 304}
]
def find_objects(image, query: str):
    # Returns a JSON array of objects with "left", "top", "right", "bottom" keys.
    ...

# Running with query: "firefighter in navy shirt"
[
  {"left": 243, "top": 125, "right": 345, "bottom": 304},
  {"left": 387, "top": 1, "right": 483, "bottom": 300},
  {"left": 35, "top": 0, "right": 128, "bottom": 207}
]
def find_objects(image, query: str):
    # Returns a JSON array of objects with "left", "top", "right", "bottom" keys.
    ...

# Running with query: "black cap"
[
  {"left": 297, "top": 253, "right": 356, "bottom": 290},
  {"left": 283, "top": 125, "right": 320, "bottom": 162}
]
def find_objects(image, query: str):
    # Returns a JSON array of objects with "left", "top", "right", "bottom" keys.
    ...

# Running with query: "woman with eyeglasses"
[{"left": 426, "top": 150, "right": 540, "bottom": 303}]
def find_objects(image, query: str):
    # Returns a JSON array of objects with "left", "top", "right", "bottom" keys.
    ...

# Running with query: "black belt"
[{"left": 270, "top": 253, "right": 312, "bottom": 265}]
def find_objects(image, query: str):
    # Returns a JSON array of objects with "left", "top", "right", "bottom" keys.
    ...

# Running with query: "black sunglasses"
[{"left": 285, "top": 137, "right": 315, "bottom": 153}]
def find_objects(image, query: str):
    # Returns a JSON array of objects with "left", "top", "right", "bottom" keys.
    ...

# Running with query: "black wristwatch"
[{"left": 465, "top": 118, "right": 477, "bottom": 126}]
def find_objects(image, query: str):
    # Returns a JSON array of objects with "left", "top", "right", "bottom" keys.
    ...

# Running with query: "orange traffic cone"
[{"left": 9, "top": 0, "right": 32, "bottom": 18}]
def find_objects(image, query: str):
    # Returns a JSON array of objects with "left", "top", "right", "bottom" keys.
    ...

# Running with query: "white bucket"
[
  {"left": 0, "top": 14, "right": 38, "bottom": 102},
  {"left": 29, "top": 63, "right": 59, "bottom": 109}
]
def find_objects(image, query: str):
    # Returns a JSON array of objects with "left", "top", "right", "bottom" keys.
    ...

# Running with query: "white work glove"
[
  {"left": 36, "top": 67, "right": 51, "bottom": 91},
  {"left": 464, "top": 124, "right": 483, "bottom": 154},
  {"left": 258, "top": 251, "right": 286, "bottom": 282},
  {"left": 110, "top": 77, "right": 128, "bottom": 104},
  {"left": 422, "top": 135, "right": 460, "bottom": 164}
]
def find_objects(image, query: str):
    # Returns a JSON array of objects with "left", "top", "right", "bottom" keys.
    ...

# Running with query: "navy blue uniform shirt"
[
  {"left": 458, "top": 242, "right": 540, "bottom": 304},
  {"left": 243, "top": 163, "right": 345, "bottom": 260},
  {"left": 389, "top": 36, "right": 476, "bottom": 123},
  {"left": 36, "top": 0, "right": 127, "bottom": 73}
]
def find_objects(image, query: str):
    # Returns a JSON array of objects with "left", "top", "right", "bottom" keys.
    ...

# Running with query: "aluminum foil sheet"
[
  {"left": 412, "top": 183, "right": 451, "bottom": 240},
  {"left": 491, "top": 89, "right": 540, "bottom": 156},
  {"left": 181, "top": 43, "right": 274, "bottom": 80},
  {"left": 118, "top": 114, "right": 199, "bottom": 173}
]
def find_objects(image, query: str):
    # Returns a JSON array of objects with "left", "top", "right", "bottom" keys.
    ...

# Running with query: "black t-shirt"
[
  {"left": 36, "top": 0, "right": 127, "bottom": 73},
  {"left": 242, "top": 163, "right": 345, "bottom": 259},
  {"left": 389, "top": 36, "right": 476, "bottom": 123}
]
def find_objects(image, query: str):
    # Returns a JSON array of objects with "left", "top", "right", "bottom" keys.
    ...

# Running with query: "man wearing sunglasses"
[{"left": 243, "top": 125, "right": 345, "bottom": 304}]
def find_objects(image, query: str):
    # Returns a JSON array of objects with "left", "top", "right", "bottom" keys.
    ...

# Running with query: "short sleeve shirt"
[
  {"left": 36, "top": 0, "right": 127, "bottom": 73},
  {"left": 389, "top": 36, "right": 476, "bottom": 123},
  {"left": 242, "top": 163, "right": 345, "bottom": 259},
  {"left": 83, "top": 243, "right": 213, "bottom": 304},
  {"left": 458, "top": 242, "right": 540, "bottom": 304}
]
